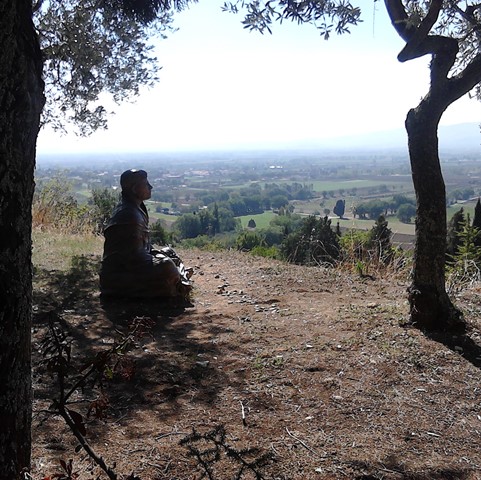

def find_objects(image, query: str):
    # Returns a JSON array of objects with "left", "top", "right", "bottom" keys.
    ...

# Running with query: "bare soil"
[{"left": 31, "top": 248, "right": 481, "bottom": 479}]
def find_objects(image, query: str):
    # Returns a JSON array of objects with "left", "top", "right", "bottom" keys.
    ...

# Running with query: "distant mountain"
[
  {"left": 438, "top": 122, "right": 481, "bottom": 152},
  {"left": 288, "top": 122, "right": 481, "bottom": 154},
  {"left": 36, "top": 122, "right": 481, "bottom": 166}
]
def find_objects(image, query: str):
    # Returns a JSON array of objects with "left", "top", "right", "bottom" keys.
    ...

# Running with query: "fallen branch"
[
  {"left": 155, "top": 431, "right": 189, "bottom": 440},
  {"left": 240, "top": 400, "right": 247, "bottom": 426},
  {"left": 285, "top": 427, "right": 327, "bottom": 460}
]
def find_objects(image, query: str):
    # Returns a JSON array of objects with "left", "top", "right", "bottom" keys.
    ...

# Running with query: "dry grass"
[{"left": 32, "top": 228, "right": 103, "bottom": 271}]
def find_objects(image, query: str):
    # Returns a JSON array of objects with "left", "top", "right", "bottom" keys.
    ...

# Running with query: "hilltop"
[{"left": 31, "top": 240, "right": 481, "bottom": 479}]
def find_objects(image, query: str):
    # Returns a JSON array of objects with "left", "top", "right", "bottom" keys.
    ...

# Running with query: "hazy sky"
[{"left": 37, "top": 1, "right": 481, "bottom": 154}]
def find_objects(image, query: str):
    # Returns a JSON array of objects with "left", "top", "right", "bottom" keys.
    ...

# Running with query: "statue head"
[{"left": 120, "top": 169, "right": 152, "bottom": 201}]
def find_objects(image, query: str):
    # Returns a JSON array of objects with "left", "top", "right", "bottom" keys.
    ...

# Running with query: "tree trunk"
[
  {"left": 382, "top": 0, "right": 481, "bottom": 333},
  {"left": 0, "top": 1, "right": 44, "bottom": 477},
  {"left": 406, "top": 100, "right": 464, "bottom": 332}
]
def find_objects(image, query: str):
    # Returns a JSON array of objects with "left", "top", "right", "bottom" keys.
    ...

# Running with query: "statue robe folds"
[{"left": 99, "top": 197, "right": 192, "bottom": 298}]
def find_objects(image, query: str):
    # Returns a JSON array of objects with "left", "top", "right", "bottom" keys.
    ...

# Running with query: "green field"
[
  {"left": 148, "top": 211, "right": 178, "bottom": 227},
  {"left": 447, "top": 200, "right": 477, "bottom": 221},
  {"left": 68, "top": 175, "right": 475, "bottom": 238},
  {"left": 335, "top": 215, "right": 415, "bottom": 235},
  {"left": 74, "top": 188, "right": 93, "bottom": 202},
  {"left": 144, "top": 201, "right": 178, "bottom": 227},
  {"left": 237, "top": 209, "right": 416, "bottom": 236},
  {"left": 239, "top": 211, "right": 276, "bottom": 229},
  {"left": 310, "top": 178, "right": 412, "bottom": 193}
]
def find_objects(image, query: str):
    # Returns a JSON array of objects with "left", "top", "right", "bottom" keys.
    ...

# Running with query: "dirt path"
[{"left": 32, "top": 249, "right": 481, "bottom": 479}]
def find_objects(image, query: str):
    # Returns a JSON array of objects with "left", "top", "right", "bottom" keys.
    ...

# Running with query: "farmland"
[{"left": 36, "top": 149, "right": 481, "bottom": 246}]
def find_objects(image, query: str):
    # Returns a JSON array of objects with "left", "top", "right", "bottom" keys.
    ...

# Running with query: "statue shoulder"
[{"left": 107, "top": 200, "right": 146, "bottom": 227}]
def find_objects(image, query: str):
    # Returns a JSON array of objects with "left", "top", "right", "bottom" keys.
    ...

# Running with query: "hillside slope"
[{"left": 31, "top": 246, "right": 481, "bottom": 479}]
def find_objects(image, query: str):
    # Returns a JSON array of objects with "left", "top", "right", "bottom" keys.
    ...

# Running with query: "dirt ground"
[{"left": 31, "top": 248, "right": 481, "bottom": 479}]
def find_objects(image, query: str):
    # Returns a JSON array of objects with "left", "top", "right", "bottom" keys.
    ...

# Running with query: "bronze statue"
[{"left": 99, "top": 169, "right": 192, "bottom": 298}]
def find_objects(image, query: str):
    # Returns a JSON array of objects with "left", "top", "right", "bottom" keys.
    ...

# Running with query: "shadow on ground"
[
  {"left": 32, "top": 255, "right": 237, "bottom": 436},
  {"left": 427, "top": 329, "right": 481, "bottom": 370}
]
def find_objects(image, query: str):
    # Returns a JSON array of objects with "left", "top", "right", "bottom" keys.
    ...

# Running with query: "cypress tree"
[
  {"left": 446, "top": 208, "right": 465, "bottom": 263},
  {"left": 473, "top": 198, "right": 481, "bottom": 230},
  {"left": 281, "top": 215, "right": 340, "bottom": 266},
  {"left": 472, "top": 198, "right": 481, "bottom": 249},
  {"left": 333, "top": 199, "right": 345, "bottom": 218},
  {"left": 452, "top": 214, "right": 481, "bottom": 267},
  {"left": 369, "top": 215, "right": 393, "bottom": 263}
]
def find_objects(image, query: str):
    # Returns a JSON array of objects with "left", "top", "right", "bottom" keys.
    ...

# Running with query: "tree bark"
[
  {"left": 0, "top": 1, "right": 44, "bottom": 477},
  {"left": 383, "top": 0, "right": 481, "bottom": 332},
  {"left": 406, "top": 96, "right": 464, "bottom": 331}
]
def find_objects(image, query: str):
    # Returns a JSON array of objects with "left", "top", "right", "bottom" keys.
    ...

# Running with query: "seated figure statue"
[{"left": 99, "top": 169, "right": 192, "bottom": 298}]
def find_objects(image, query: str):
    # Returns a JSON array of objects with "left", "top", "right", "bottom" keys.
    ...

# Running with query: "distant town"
[{"left": 35, "top": 144, "right": 481, "bottom": 250}]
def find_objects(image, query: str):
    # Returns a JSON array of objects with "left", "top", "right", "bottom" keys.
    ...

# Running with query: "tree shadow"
[
  {"left": 33, "top": 254, "right": 100, "bottom": 312},
  {"left": 32, "top": 254, "right": 238, "bottom": 427},
  {"left": 424, "top": 328, "right": 481, "bottom": 369}
]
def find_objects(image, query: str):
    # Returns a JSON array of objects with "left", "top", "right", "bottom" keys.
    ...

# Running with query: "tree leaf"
[{"left": 66, "top": 408, "right": 87, "bottom": 436}]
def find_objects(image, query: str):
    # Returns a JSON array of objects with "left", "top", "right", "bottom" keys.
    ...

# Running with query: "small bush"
[
  {"left": 180, "top": 234, "right": 236, "bottom": 251},
  {"left": 236, "top": 231, "right": 265, "bottom": 251},
  {"left": 250, "top": 245, "right": 281, "bottom": 259},
  {"left": 281, "top": 215, "right": 340, "bottom": 266},
  {"left": 90, "top": 187, "right": 119, "bottom": 233},
  {"left": 33, "top": 176, "right": 95, "bottom": 234}
]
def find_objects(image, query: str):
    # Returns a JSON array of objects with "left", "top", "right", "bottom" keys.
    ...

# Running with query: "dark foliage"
[
  {"left": 333, "top": 199, "right": 345, "bottom": 218},
  {"left": 150, "top": 220, "right": 169, "bottom": 245},
  {"left": 369, "top": 215, "right": 393, "bottom": 263},
  {"left": 100, "top": 0, "right": 194, "bottom": 23},
  {"left": 473, "top": 198, "right": 481, "bottom": 248},
  {"left": 281, "top": 215, "right": 339, "bottom": 266},
  {"left": 446, "top": 208, "right": 465, "bottom": 263}
]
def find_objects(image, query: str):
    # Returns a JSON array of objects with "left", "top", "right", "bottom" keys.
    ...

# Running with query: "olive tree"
[
  {"left": 0, "top": 1, "right": 187, "bottom": 476},
  {"left": 35, "top": 0, "right": 176, "bottom": 134},
  {"left": 227, "top": 0, "right": 481, "bottom": 331},
  {"left": 383, "top": 0, "right": 481, "bottom": 331},
  {"left": 0, "top": 3, "right": 45, "bottom": 476}
]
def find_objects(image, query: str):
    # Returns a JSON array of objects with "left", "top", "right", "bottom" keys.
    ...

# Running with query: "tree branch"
[
  {"left": 398, "top": 0, "right": 442, "bottom": 62},
  {"left": 429, "top": 36, "right": 459, "bottom": 83},
  {"left": 32, "top": 0, "right": 44, "bottom": 14},
  {"left": 384, "top": 0, "right": 445, "bottom": 61},
  {"left": 384, "top": 0, "right": 458, "bottom": 80},
  {"left": 58, "top": 403, "right": 118, "bottom": 480},
  {"left": 384, "top": 0, "right": 411, "bottom": 41},
  {"left": 447, "top": 53, "right": 481, "bottom": 103}
]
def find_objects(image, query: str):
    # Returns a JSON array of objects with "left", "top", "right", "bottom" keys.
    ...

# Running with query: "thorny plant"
[
  {"left": 179, "top": 425, "right": 274, "bottom": 480},
  {"left": 40, "top": 459, "right": 78, "bottom": 480},
  {"left": 38, "top": 312, "right": 153, "bottom": 479},
  {"left": 446, "top": 258, "right": 481, "bottom": 295},
  {"left": 37, "top": 314, "right": 272, "bottom": 480}
]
